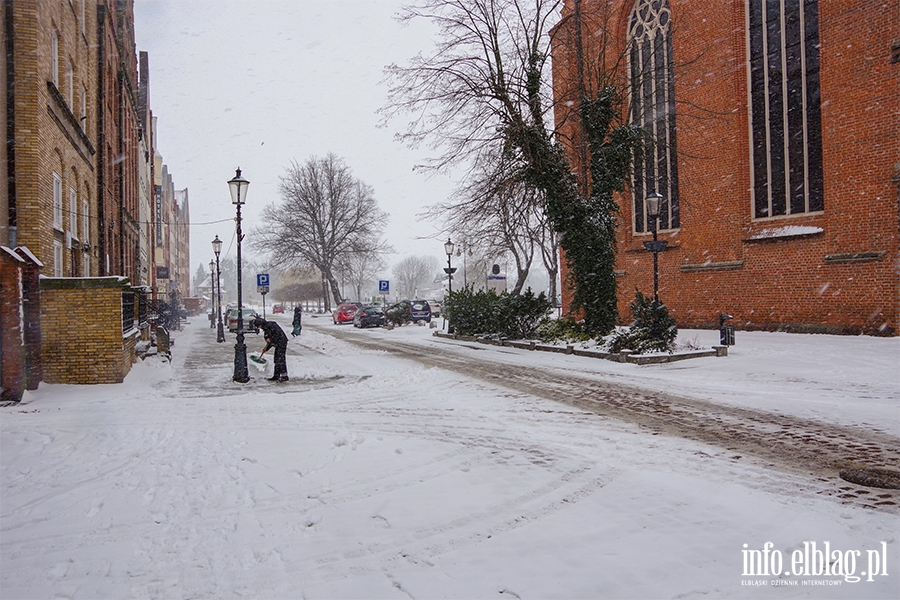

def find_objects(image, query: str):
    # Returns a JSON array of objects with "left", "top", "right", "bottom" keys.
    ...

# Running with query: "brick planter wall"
[{"left": 40, "top": 277, "right": 137, "bottom": 384}]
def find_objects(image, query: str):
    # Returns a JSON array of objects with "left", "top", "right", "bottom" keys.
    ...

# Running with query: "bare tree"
[
  {"left": 382, "top": 0, "right": 562, "bottom": 174},
  {"left": 424, "top": 147, "right": 559, "bottom": 296},
  {"left": 337, "top": 250, "right": 388, "bottom": 302},
  {"left": 385, "top": 0, "right": 565, "bottom": 298},
  {"left": 251, "top": 154, "right": 390, "bottom": 312},
  {"left": 393, "top": 255, "right": 440, "bottom": 300}
]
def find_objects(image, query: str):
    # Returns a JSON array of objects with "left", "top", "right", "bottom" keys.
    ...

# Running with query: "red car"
[
  {"left": 332, "top": 302, "right": 362, "bottom": 324},
  {"left": 272, "top": 304, "right": 285, "bottom": 314}
]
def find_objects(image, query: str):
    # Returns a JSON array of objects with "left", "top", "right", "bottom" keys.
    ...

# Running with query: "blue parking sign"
[
  {"left": 379, "top": 280, "right": 389, "bottom": 293},
  {"left": 257, "top": 273, "right": 269, "bottom": 287}
]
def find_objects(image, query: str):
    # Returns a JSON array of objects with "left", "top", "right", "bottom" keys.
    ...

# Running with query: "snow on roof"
[
  {"left": 1, "top": 246, "right": 26, "bottom": 263},
  {"left": 14, "top": 246, "right": 43, "bottom": 266}
]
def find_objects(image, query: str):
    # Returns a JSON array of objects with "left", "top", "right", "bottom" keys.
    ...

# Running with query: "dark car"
[
  {"left": 353, "top": 306, "right": 386, "bottom": 328},
  {"left": 332, "top": 302, "right": 362, "bottom": 324},
  {"left": 272, "top": 304, "right": 285, "bottom": 314},
  {"left": 408, "top": 299, "right": 432, "bottom": 323}
]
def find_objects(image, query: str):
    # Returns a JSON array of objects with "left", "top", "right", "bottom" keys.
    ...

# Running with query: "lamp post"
[
  {"left": 212, "top": 235, "right": 225, "bottom": 343},
  {"left": 228, "top": 168, "right": 250, "bottom": 382},
  {"left": 456, "top": 241, "right": 472, "bottom": 288},
  {"left": 643, "top": 192, "right": 668, "bottom": 337},
  {"left": 443, "top": 238, "right": 456, "bottom": 333},
  {"left": 444, "top": 238, "right": 456, "bottom": 294},
  {"left": 209, "top": 259, "right": 216, "bottom": 329}
]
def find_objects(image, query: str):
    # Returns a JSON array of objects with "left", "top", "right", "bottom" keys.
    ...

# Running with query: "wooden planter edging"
[{"left": 432, "top": 331, "right": 727, "bottom": 363}]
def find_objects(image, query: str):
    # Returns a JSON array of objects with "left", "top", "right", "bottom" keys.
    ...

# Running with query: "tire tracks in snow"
[{"left": 318, "top": 325, "right": 900, "bottom": 513}]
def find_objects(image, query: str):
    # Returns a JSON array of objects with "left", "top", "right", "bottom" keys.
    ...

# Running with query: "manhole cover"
[{"left": 839, "top": 468, "right": 900, "bottom": 489}]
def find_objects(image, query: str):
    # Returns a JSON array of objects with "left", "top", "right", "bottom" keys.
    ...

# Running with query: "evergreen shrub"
[
  {"left": 444, "top": 288, "right": 552, "bottom": 340},
  {"left": 607, "top": 291, "right": 678, "bottom": 354}
]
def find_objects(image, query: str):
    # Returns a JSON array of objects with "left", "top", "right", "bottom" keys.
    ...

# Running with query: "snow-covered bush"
[{"left": 606, "top": 291, "right": 678, "bottom": 354}]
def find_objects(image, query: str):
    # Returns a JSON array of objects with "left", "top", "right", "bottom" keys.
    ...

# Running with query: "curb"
[{"left": 432, "top": 331, "right": 727, "bottom": 364}]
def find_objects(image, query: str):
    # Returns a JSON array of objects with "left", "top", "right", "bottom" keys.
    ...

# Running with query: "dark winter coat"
[
  {"left": 292, "top": 307, "right": 302, "bottom": 327},
  {"left": 257, "top": 319, "right": 288, "bottom": 352}
]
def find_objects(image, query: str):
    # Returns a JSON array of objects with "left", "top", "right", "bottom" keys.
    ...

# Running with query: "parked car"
[
  {"left": 353, "top": 305, "right": 386, "bottom": 328},
  {"left": 226, "top": 307, "right": 260, "bottom": 334},
  {"left": 272, "top": 304, "right": 285, "bottom": 314},
  {"left": 332, "top": 302, "right": 362, "bottom": 324},
  {"left": 426, "top": 299, "right": 442, "bottom": 317},
  {"left": 409, "top": 299, "right": 432, "bottom": 323}
]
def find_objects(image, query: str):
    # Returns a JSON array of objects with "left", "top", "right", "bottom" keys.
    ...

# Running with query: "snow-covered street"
[{"left": 1, "top": 316, "right": 898, "bottom": 599}]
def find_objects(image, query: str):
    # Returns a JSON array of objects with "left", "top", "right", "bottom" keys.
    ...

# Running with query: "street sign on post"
[
  {"left": 379, "top": 280, "right": 389, "bottom": 293},
  {"left": 257, "top": 274, "right": 270, "bottom": 317}
]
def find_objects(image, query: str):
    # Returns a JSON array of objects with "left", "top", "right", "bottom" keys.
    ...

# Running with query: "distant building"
[{"left": 550, "top": 0, "right": 898, "bottom": 335}]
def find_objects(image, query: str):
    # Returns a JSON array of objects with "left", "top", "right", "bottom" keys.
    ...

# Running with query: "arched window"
[
  {"left": 748, "top": 0, "right": 823, "bottom": 218},
  {"left": 629, "top": 0, "right": 679, "bottom": 233}
]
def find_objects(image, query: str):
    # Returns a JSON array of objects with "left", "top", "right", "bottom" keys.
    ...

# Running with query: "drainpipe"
[
  {"left": 5, "top": 0, "right": 16, "bottom": 247},
  {"left": 117, "top": 68, "right": 125, "bottom": 280},
  {"left": 96, "top": 4, "right": 107, "bottom": 275}
]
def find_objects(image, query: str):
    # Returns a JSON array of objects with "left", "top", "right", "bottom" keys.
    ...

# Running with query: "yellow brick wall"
[
  {"left": 11, "top": 0, "right": 98, "bottom": 276},
  {"left": 40, "top": 277, "right": 135, "bottom": 384}
]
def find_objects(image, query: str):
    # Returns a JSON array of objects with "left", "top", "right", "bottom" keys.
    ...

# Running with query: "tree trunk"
[{"left": 326, "top": 272, "right": 342, "bottom": 306}]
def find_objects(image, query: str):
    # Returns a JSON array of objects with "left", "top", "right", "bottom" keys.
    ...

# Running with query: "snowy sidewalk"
[{"left": 1, "top": 318, "right": 898, "bottom": 599}]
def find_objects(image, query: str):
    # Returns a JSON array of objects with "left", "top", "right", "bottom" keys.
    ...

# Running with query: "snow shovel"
[{"left": 249, "top": 353, "right": 268, "bottom": 370}]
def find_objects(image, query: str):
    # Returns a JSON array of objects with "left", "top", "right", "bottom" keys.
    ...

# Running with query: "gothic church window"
[
  {"left": 629, "top": 0, "right": 680, "bottom": 233},
  {"left": 748, "top": 0, "right": 823, "bottom": 218}
]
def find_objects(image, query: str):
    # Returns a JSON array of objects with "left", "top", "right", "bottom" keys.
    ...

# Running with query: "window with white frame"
[
  {"left": 81, "top": 84, "right": 87, "bottom": 129},
  {"left": 69, "top": 188, "right": 78, "bottom": 238},
  {"left": 53, "top": 240, "right": 64, "bottom": 277},
  {"left": 53, "top": 172, "right": 63, "bottom": 230},
  {"left": 82, "top": 197, "right": 89, "bottom": 244},
  {"left": 748, "top": 0, "right": 824, "bottom": 218},
  {"left": 67, "top": 61, "right": 74, "bottom": 107},
  {"left": 628, "top": 0, "right": 680, "bottom": 233},
  {"left": 51, "top": 28, "right": 59, "bottom": 87}
]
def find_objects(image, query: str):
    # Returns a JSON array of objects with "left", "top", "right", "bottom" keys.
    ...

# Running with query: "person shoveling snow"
[{"left": 252, "top": 317, "right": 289, "bottom": 382}]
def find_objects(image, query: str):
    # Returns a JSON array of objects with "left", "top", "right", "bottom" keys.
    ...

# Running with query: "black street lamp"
[
  {"left": 643, "top": 192, "right": 668, "bottom": 337},
  {"left": 443, "top": 238, "right": 456, "bottom": 333},
  {"left": 444, "top": 237, "right": 456, "bottom": 294},
  {"left": 212, "top": 235, "right": 225, "bottom": 343},
  {"left": 228, "top": 168, "right": 250, "bottom": 382},
  {"left": 209, "top": 259, "right": 216, "bottom": 329}
]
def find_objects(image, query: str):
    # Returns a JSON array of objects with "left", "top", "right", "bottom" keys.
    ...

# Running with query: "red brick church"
[{"left": 551, "top": 0, "right": 898, "bottom": 335}]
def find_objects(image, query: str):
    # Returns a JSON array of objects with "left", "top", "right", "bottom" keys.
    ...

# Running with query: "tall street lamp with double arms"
[
  {"left": 212, "top": 235, "right": 225, "bottom": 343},
  {"left": 643, "top": 192, "right": 668, "bottom": 337},
  {"left": 229, "top": 169, "right": 250, "bottom": 382}
]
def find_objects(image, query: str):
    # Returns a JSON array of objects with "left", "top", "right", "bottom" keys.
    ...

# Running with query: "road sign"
[
  {"left": 257, "top": 273, "right": 269, "bottom": 287},
  {"left": 379, "top": 280, "right": 390, "bottom": 293},
  {"left": 258, "top": 286, "right": 269, "bottom": 295}
]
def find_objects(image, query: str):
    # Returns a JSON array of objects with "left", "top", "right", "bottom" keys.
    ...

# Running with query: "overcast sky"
[{"left": 133, "top": 0, "right": 463, "bottom": 284}]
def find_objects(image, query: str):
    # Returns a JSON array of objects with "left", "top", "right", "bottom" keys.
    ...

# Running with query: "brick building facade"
[
  {"left": 551, "top": 0, "right": 898, "bottom": 335},
  {"left": 3, "top": 0, "right": 98, "bottom": 276},
  {"left": 1, "top": 1, "right": 191, "bottom": 395},
  {"left": 2, "top": 0, "right": 187, "bottom": 294}
]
